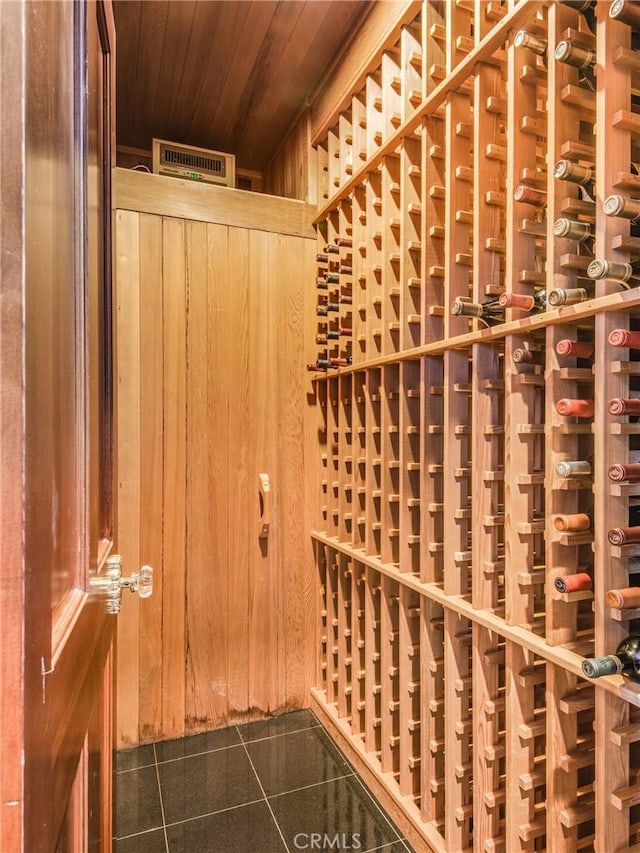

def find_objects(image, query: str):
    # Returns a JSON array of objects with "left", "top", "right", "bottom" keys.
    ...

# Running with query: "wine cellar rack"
[{"left": 309, "top": 1, "right": 640, "bottom": 851}]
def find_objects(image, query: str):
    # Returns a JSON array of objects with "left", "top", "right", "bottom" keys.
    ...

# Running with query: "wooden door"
[
  {"left": 0, "top": 2, "right": 118, "bottom": 851},
  {"left": 113, "top": 183, "right": 317, "bottom": 745}
]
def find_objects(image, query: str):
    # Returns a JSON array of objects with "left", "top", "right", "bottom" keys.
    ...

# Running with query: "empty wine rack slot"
[{"left": 308, "top": 2, "right": 640, "bottom": 851}]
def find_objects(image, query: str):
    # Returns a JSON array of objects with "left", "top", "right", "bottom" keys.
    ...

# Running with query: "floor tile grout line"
[
  {"left": 154, "top": 740, "right": 245, "bottom": 767},
  {"left": 349, "top": 773, "right": 407, "bottom": 844},
  {"left": 266, "top": 771, "right": 356, "bottom": 801},
  {"left": 152, "top": 742, "right": 171, "bottom": 853},
  {"left": 239, "top": 735, "right": 292, "bottom": 853},
  {"left": 238, "top": 722, "right": 322, "bottom": 746},
  {"left": 161, "top": 795, "right": 269, "bottom": 830}
]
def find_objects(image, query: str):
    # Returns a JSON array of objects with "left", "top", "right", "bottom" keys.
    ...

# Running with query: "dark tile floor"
[{"left": 113, "top": 709, "right": 416, "bottom": 853}]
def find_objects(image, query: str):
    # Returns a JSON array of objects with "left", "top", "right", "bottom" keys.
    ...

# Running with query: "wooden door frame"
[
  {"left": 0, "top": 2, "right": 118, "bottom": 850},
  {"left": 0, "top": 1, "right": 26, "bottom": 850}
]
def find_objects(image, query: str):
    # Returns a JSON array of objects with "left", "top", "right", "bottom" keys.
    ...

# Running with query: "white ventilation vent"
[{"left": 152, "top": 139, "right": 235, "bottom": 187}]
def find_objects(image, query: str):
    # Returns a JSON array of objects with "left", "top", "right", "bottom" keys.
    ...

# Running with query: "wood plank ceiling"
[{"left": 113, "top": 0, "right": 370, "bottom": 173}]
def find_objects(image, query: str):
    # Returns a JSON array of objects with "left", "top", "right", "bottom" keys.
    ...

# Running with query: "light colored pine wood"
[
  {"left": 137, "top": 213, "right": 164, "bottom": 741},
  {"left": 161, "top": 216, "right": 187, "bottom": 740},
  {"left": 115, "top": 210, "right": 141, "bottom": 747},
  {"left": 185, "top": 220, "right": 228, "bottom": 729},
  {"left": 227, "top": 226, "right": 251, "bottom": 717},
  {"left": 116, "top": 169, "right": 315, "bottom": 239}
]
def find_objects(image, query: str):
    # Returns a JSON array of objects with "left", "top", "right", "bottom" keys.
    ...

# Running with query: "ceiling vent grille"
[{"left": 152, "top": 139, "right": 235, "bottom": 187}]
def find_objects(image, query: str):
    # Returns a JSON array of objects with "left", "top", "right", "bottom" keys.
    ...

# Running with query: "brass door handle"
[{"left": 258, "top": 473, "right": 270, "bottom": 538}]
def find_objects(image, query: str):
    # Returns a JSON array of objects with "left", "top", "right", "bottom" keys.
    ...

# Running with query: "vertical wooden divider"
[
  {"left": 594, "top": 8, "right": 634, "bottom": 852},
  {"left": 354, "top": 371, "right": 366, "bottom": 550},
  {"left": 137, "top": 214, "right": 164, "bottom": 741},
  {"left": 248, "top": 230, "right": 281, "bottom": 714},
  {"left": 161, "top": 216, "right": 187, "bottom": 739},
  {"left": 115, "top": 210, "right": 141, "bottom": 746},
  {"left": 185, "top": 220, "right": 227, "bottom": 728}
]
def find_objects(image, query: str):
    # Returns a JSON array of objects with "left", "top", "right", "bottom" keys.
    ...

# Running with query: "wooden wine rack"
[{"left": 309, "top": 2, "right": 640, "bottom": 851}]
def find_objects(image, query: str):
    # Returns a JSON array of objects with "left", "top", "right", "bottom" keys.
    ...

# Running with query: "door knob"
[{"left": 90, "top": 554, "right": 154, "bottom": 614}]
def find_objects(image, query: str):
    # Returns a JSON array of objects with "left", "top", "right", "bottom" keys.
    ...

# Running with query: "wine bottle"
[
  {"left": 512, "top": 347, "right": 543, "bottom": 365},
  {"left": 609, "top": 329, "right": 640, "bottom": 348},
  {"left": 316, "top": 331, "right": 340, "bottom": 344},
  {"left": 553, "top": 218, "right": 594, "bottom": 245},
  {"left": 553, "top": 160, "right": 595, "bottom": 203},
  {"left": 608, "top": 525, "right": 640, "bottom": 545},
  {"left": 554, "top": 572, "right": 592, "bottom": 593},
  {"left": 587, "top": 259, "right": 640, "bottom": 284},
  {"left": 316, "top": 277, "right": 329, "bottom": 290},
  {"left": 514, "top": 30, "right": 547, "bottom": 57},
  {"left": 556, "top": 398, "right": 594, "bottom": 417},
  {"left": 556, "top": 339, "right": 595, "bottom": 358},
  {"left": 514, "top": 185, "right": 547, "bottom": 207},
  {"left": 608, "top": 398, "right": 640, "bottom": 416},
  {"left": 451, "top": 296, "right": 503, "bottom": 324},
  {"left": 316, "top": 303, "right": 340, "bottom": 316},
  {"left": 604, "top": 195, "right": 640, "bottom": 222},
  {"left": 582, "top": 635, "right": 640, "bottom": 679},
  {"left": 316, "top": 252, "right": 329, "bottom": 264},
  {"left": 606, "top": 588, "right": 640, "bottom": 609},
  {"left": 499, "top": 290, "right": 547, "bottom": 312},
  {"left": 553, "top": 513, "right": 591, "bottom": 531},
  {"left": 554, "top": 41, "right": 595, "bottom": 70},
  {"left": 609, "top": 463, "right": 640, "bottom": 481},
  {"left": 330, "top": 356, "right": 352, "bottom": 367},
  {"left": 335, "top": 237, "right": 352, "bottom": 248},
  {"left": 556, "top": 460, "right": 592, "bottom": 478},
  {"left": 339, "top": 295, "right": 352, "bottom": 305},
  {"left": 339, "top": 264, "right": 352, "bottom": 275},
  {"left": 307, "top": 360, "right": 329, "bottom": 372},
  {"left": 610, "top": 0, "right": 640, "bottom": 28},
  {"left": 324, "top": 244, "right": 340, "bottom": 255},
  {"left": 547, "top": 287, "right": 591, "bottom": 307}
]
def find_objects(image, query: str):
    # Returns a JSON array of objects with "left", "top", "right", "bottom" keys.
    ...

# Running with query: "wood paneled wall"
[
  {"left": 115, "top": 172, "right": 317, "bottom": 746},
  {"left": 263, "top": 112, "right": 314, "bottom": 203}
]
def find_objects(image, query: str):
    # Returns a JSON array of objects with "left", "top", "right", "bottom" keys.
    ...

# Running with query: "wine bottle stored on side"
[
  {"left": 553, "top": 218, "right": 594, "bottom": 244},
  {"left": 582, "top": 635, "right": 640, "bottom": 679},
  {"left": 316, "top": 303, "right": 340, "bottom": 316},
  {"left": 609, "top": 329, "right": 640, "bottom": 348},
  {"left": 606, "top": 588, "right": 640, "bottom": 609},
  {"left": 610, "top": 0, "right": 640, "bottom": 28},
  {"left": 499, "top": 290, "right": 547, "bottom": 312},
  {"left": 554, "top": 41, "right": 595, "bottom": 70},
  {"left": 512, "top": 347, "right": 543, "bottom": 365},
  {"left": 556, "top": 339, "right": 595, "bottom": 358},
  {"left": 609, "top": 463, "right": 640, "bottom": 481},
  {"left": 608, "top": 398, "right": 640, "bottom": 416},
  {"left": 553, "top": 161, "right": 595, "bottom": 203},
  {"left": 556, "top": 460, "right": 592, "bottom": 478},
  {"left": 556, "top": 398, "right": 594, "bottom": 417},
  {"left": 451, "top": 296, "right": 503, "bottom": 324},
  {"left": 608, "top": 525, "right": 640, "bottom": 545},
  {"left": 604, "top": 195, "right": 640, "bottom": 222},
  {"left": 553, "top": 513, "right": 591, "bottom": 531},
  {"left": 587, "top": 259, "right": 640, "bottom": 283},
  {"left": 514, "top": 185, "right": 547, "bottom": 207},
  {"left": 514, "top": 30, "right": 547, "bottom": 57},
  {"left": 547, "top": 287, "right": 591, "bottom": 307},
  {"left": 554, "top": 572, "right": 592, "bottom": 593}
]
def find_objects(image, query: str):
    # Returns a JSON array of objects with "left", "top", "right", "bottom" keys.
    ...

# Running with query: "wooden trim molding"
[{"left": 115, "top": 168, "right": 315, "bottom": 238}]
